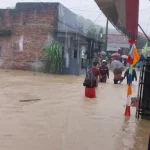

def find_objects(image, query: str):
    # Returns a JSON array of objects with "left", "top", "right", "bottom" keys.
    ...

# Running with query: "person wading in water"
[
  {"left": 99, "top": 60, "right": 109, "bottom": 83},
  {"left": 124, "top": 67, "right": 137, "bottom": 84},
  {"left": 83, "top": 62, "right": 100, "bottom": 88},
  {"left": 110, "top": 58, "right": 124, "bottom": 84},
  {"left": 91, "top": 62, "right": 100, "bottom": 87},
  {"left": 113, "top": 68, "right": 124, "bottom": 84}
]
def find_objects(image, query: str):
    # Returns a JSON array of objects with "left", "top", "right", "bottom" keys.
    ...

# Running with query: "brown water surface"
[{"left": 0, "top": 69, "right": 149, "bottom": 150}]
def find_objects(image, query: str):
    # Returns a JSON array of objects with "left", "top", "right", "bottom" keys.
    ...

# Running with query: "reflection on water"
[{"left": 0, "top": 69, "right": 149, "bottom": 150}]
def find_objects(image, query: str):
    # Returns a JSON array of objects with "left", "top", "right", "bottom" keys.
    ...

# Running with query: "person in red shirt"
[
  {"left": 91, "top": 62, "right": 100, "bottom": 79},
  {"left": 91, "top": 62, "right": 100, "bottom": 87},
  {"left": 99, "top": 60, "right": 109, "bottom": 83}
]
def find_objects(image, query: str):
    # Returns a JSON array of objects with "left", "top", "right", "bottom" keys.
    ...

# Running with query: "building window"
[{"left": 74, "top": 49, "right": 77, "bottom": 59}]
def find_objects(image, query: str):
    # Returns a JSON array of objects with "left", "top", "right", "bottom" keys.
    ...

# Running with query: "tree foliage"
[
  {"left": 77, "top": 16, "right": 103, "bottom": 34},
  {"left": 136, "top": 35, "right": 147, "bottom": 50},
  {"left": 86, "top": 27, "right": 104, "bottom": 42},
  {"left": 43, "top": 41, "right": 64, "bottom": 74},
  {"left": 86, "top": 27, "right": 97, "bottom": 39}
]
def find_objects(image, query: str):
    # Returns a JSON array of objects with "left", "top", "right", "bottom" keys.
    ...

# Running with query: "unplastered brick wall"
[{"left": 0, "top": 3, "right": 58, "bottom": 70}]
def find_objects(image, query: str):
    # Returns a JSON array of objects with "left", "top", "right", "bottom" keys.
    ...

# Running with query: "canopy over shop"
[{"left": 94, "top": 0, "right": 139, "bottom": 41}]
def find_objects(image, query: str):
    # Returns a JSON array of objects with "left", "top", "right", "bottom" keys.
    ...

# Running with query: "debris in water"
[{"left": 19, "top": 99, "right": 41, "bottom": 102}]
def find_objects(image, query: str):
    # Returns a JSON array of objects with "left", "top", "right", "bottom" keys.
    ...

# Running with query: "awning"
[{"left": 95, "top": 0, "right": 139, "bottom": 40}]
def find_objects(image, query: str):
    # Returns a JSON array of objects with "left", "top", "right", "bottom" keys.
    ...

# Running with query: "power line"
[
  {"left": 32, "top": 0, "right": 104, "bottom": 30},
  {"left": 24, "top": 0, "right": 150, "bottom": 14},
  {"left": 71, "top": 6, "right": 150, "bottom": 13},
  {"left": 85, "top": 13, "right": 103, "bottom": 32},
  {"left": 32, "top": 0, "right": 100, "bottom": 13},
  {"left": 69, "top": 8, "right": 100, "bottom": 13},
  {"left": 58, "top": 20, "right": 81, "bottom": 32},
  {"left": 22, "top": 0, "right": 104, "bottom": 33},
  {"left": 140, "top": 7, "right": 150, "bottom": 12},
  {"left": 83, "top": 0, "right": 93, "bottom": 1},
  {"left": 70, "top": 6, "right": 150, "bottom": 13},
  {"left": 146, "top": 17, "right": 150, "bottom": 33}
]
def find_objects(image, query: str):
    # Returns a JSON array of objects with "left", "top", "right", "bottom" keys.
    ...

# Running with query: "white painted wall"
[{"left": 19, "top": 35, "right": 24, "bottom": 52}]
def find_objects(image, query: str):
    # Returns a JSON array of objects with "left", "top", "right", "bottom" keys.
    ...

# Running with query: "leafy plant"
[
  {"left": 43, "top": 41, "right": 64, "bottom": 74},
  {"left": 86, "top": 27, "right": 104, "bottom": 42},
  {"left": 137, "top": 35, "right": 147, "bottom": 49}
]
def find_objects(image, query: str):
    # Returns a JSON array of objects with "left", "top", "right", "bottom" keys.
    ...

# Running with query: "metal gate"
[{"left": 136, "top": 58, "right": 150, "bottom": 120}]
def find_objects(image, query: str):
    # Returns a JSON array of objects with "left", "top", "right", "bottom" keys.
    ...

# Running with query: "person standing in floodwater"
[
  {"left": 136, "top": 61, "right": 142, "bottom": 71},
  {"left": 99, "top": 60, "right": 109, "bottom": 83},
  {"left": 91, "top": 62, "right": 100, "bottom": 87},
  {"left": 113, "top": 68, "right": 124, "bottom": 84},
  {"left": 110, "top": 58, "right": 124, "bottom": 84},
  {"left": 124, "top": 58, "right": 127, "bottom": 67},
  {"left": 124, "top": 67, "right": 137, "bottom": 84}
]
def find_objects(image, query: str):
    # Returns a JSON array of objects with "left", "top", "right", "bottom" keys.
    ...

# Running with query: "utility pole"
[
  {"left": 138, "top": 24, "right": 150, "bottom": 46},
  {"left": 105, "top": 19, "right": 109, "bottom": 52},
  {"left": 89, "top": 39, "right": 94, "bottom": 67},
  {"left": 148, "top": 134, "right": 150, "bottom": 150}
]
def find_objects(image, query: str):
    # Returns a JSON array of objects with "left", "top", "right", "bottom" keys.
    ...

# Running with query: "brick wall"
[{"left": 0, "top": 3, "right": 58, "bottom": 70}]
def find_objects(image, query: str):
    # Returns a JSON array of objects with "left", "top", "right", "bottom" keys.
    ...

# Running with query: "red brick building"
[
  {"left": 0, "top": 3, "right": 103, "bottom": 75},
  {"left": 0, "top": 3, "right": 58, "bottom": 70}
]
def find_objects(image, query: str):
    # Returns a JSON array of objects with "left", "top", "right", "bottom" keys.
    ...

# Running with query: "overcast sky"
[{"left": 1, "top": 0, "right": 150, "bottom": 34}]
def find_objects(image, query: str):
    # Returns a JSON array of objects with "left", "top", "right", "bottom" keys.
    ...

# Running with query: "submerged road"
[{"left": 0, "top": 69, "right": 149, "bottom": 150}]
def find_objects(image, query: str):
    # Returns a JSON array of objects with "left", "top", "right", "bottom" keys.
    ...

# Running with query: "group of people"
[
  {"left": 83, "top": 59, "right": 137, "bottom": 88},
  {"left": 83, "top": 61, "right": 109, "bottom": 88},
  {"left": 92, "top": 60, "right": 109, "bottom": 84}
]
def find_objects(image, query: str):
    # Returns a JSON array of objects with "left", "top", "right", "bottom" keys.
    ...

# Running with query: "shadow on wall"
[
  {"left": 31, "top": 61, "right": 45, "bottom": 72},
  {"left": 0, "top": 58, "right": 4, "bottom": 67},
  {"left": 31, "top": 33, "right": 54, "bottom": 72}
]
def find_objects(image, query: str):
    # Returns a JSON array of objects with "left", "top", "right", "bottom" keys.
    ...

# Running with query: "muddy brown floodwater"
[{"left": 0, "top": 69, "right": 149, "bottom": 150}]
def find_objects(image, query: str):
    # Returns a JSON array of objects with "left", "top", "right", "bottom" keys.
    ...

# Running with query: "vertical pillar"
[
  {"left": 105, "top": 19, "right": 109, "bottom": 52},
  {"left": 148, "top": 134, "right": 150, "bottom": 150}
]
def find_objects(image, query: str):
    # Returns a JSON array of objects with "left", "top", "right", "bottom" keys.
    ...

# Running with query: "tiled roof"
[
  {"left": 108, "top": 34, "right": 129, "bottom": 44},
  {"left": 108, "top": 32, "right": 148, "bottom": 45}
]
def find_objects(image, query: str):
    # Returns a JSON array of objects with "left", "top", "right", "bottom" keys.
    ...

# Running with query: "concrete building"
[{"left": 0, "top": 3, "right": 103, "bottom": 75}]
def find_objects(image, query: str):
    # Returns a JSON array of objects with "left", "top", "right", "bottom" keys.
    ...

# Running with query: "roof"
[
  {"left": 107, "top": 34, "right": 129, "bottom": 44},
  {"left": 16, "top": 2, "right": 59, "bottom": 9},
  {"left": 57, "top": 31, "right": 105, "bottom": 44},
  {"left": 107, "top": 47, "right": 118, "bottom": 52}
]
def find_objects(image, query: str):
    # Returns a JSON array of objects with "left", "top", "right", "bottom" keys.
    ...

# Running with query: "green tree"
[
  {"left": 97, "top": 28, "right": 104, "bottom": 42},
  {"left": 43, "top": 41, "right": 64, "bottom": 74},
  {"left": 86, "top": 27, "right": 104, "bottom": 42},
  {"left": 86, "top": 27, "right": 97, "bottom": 39},
  {"left": 136, "top": 35, "right": 147, "bottom": 49}
]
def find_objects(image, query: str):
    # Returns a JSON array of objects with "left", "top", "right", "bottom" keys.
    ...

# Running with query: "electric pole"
[{"left": 105, "top": 19, "right": 109, "bottom": 52}]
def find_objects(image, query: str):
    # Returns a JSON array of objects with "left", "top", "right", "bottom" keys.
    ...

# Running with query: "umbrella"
[
  {"left": 110, "top": 60, "right": 124, "bottom": 72},
  {"left": 121, "top": 55, "right": 128, "bottom": 59},
  {"left": 111, "top": 53, "right": 120, "bottom": 57},
  {"left": 94, "top": 0, "right": 139, "bottom": 40},
  {"left": 101, "top": 51, "right": 106, "bottom": 55}
]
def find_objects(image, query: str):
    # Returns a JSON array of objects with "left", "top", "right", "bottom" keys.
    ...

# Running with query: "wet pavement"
[{"left": 0, "top": 69, "right": 149, "bottom": 150}]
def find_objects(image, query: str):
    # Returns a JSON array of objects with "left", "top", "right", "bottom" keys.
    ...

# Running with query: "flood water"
[{"left": 0, "top": 69, "right": 149, "bottom": 150}]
